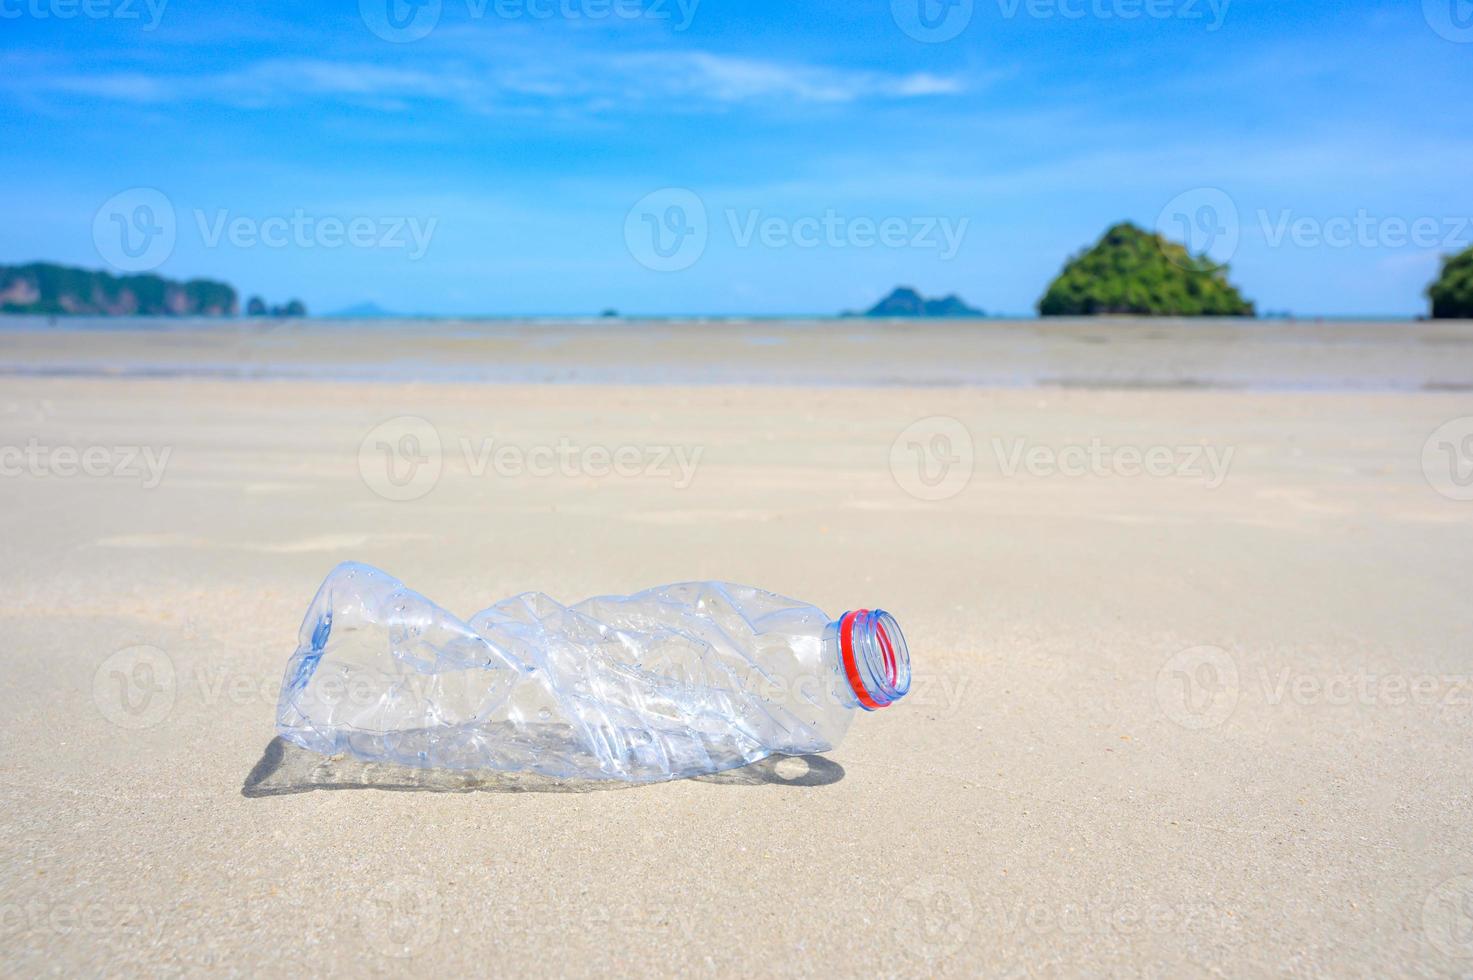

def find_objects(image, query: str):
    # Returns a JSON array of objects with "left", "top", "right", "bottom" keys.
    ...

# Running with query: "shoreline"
[
  {"left": 3, "top": 316, "right": 1471, "bottom": 391},
  {"left": 5, "top": 363, "right": 1473, "bottom": 393}
]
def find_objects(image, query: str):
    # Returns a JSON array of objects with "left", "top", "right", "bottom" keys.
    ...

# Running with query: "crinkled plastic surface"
[{"left": 276, "top": 563, "right": 860, "bottom": 782}]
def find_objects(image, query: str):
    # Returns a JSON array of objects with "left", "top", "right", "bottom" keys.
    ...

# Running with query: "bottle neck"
[{"left": 836, "top": 609, "right": 911, "bottom": 710}]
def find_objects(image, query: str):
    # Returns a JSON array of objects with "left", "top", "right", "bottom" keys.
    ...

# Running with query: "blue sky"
[{"left": 3, "top": 0, "right": 1471, "bottom": 316}]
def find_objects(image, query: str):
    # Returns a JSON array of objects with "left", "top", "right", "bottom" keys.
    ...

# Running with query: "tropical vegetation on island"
[
  {"left": 0, "top": 262, "right": 237, "bottom": 316},
  {"left": 1428, "top": 245, "right": 1473, "bottom": 319},
  {"left": 6, "top": 241, "right": 1473, "bottom": 320},
  {"left": 1037, "top": 222, "right": 1255, "bottom": 317},
  {"left": 246, "top": 296, "right": 308, "bottom": 318},
  {"left": 0, "top": 262, "right": 306, "bottom": 318}
]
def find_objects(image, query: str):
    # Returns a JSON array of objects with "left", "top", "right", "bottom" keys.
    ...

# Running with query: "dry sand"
[{"left": 2, "top": 328, "right": 1473, "bottom": 975}]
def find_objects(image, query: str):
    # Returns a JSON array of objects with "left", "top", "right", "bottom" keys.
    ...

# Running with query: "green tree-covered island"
[
  {"left": 1038, "top": 222, "right": 1255, "bottom": 317},
  {"left": 1428, "top": 245, "right": 1473, "bottom": 319},
  {"left": 0, "top": 262, "right": 305, "bottom": 317},
  {"left": 0, "top": 262, "right": 237, "bottom": 316}
]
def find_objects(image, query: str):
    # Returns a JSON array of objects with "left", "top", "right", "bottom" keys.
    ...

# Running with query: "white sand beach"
[{"left": 2, "top": 320, "right": 1472, "bottom": 975}]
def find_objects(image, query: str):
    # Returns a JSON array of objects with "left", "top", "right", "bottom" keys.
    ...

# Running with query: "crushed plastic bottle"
[{"left": 276, "top": 562, "right": 911, "bottom": 782}]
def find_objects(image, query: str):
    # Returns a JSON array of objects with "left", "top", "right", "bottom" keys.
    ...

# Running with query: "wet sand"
[
  {"left": 2, "top": 347, "right": 1472, "bottom": 974},
  {"left": 3, "top": 315, "right": 1473, "bottom": 389}
]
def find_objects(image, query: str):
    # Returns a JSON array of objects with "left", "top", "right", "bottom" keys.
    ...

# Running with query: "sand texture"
[{"left": 2, "top": 356, "right": 1472, "bottom": 974}]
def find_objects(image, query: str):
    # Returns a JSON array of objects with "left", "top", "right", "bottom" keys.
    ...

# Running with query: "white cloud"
[
  {"left": 6, "top": 50, "right": 965, "bottom": 113},
  {"left": 613, "top": 52, "right": 964, "bottom": 103}
]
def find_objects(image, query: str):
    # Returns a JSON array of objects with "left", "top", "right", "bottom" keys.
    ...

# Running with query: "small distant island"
[
  {"left": 1038, "top": 222, "right": 1254, "bottom": 317},
  {"left": 0, "top": 261, "right": 305, "bottom": 318},
  {"left": 246, "top": 297, "right": 307, "bottom": 318},
  {"left": 845, "top": 287, "right": 985, "bottom": 318}
]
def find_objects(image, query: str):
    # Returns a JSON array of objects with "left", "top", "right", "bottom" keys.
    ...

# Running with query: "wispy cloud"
[
  {"left": 611, "top": 52, "right": 963, "bottom": 103},
  {"left": 4, "top": 50, "right": 966, "bottom": 114}
]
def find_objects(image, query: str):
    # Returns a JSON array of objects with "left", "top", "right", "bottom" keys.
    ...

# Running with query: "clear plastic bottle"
[{"left": 276, "top": 562, "right": 911, "bottom": 781}]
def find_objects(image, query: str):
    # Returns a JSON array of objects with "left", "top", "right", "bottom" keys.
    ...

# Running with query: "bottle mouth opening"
[{"left": 838, "top": 609, "right": 911, "bottom": 710}]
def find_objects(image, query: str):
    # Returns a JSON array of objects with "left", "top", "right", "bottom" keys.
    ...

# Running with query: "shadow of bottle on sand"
[{"left": 241, "top": 736, "right": 845, "bottom": 797}]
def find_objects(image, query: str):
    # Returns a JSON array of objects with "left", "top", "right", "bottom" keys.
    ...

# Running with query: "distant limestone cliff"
[
  {"left": 0, "top": 262, "right": 238, "bottom": 316},
  {"left": 847, "top": 287, "right": 985, "bottom": 318}
]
